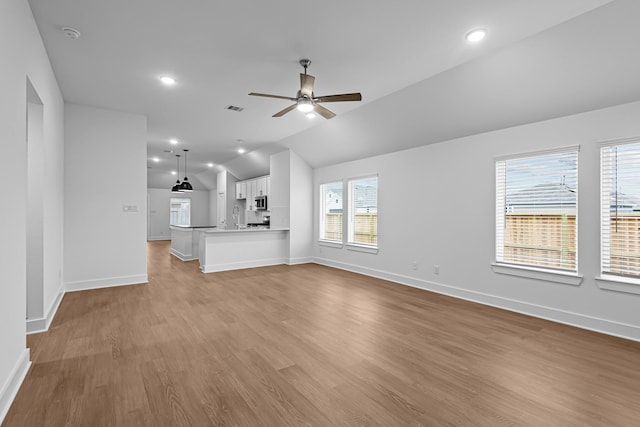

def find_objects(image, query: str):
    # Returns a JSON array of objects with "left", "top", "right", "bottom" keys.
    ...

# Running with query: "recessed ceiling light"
[
  {"left": 238, "top": 148, "right": 246, "bottom": 154},
  {"left": 160, "top": 76, "right": 176, "bottom": 86},
  {"left": 169, "top": 139, "right": 178, "bottom": 145},
  {"left": 465, "top": 28, "right": 487, "bottom": 43},
  {"left": 171, "top": 171, "right": 177, "bottom": 175},
  {"left": 207, "top": 163, "right": 214, "bottom": 168},
  {"left": 306, "top": 112, "right": 316, "bottom": 119},
  {"left": 152, "top": 157, "right": 159, "bottom": 162}
]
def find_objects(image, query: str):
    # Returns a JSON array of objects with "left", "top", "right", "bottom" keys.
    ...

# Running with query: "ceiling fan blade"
[
  {"left": 249, "top": 92, "right": 297, "bottom": 101},
  {"left": 314, "top": 93, "right": 362, "bottom": 103},
  {"left": 313, "top": 104, "right": 336, "bottom": 120},
  {"left": 300, "top": 74, "right": 315, "bottom": 98},
  {"left": 273, "top": 104, "right": 297, "bottom": 117}
]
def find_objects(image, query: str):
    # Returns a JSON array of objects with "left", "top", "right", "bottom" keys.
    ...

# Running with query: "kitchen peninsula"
[
  {"left": 198, "top": 227, "right": 289, "bottom": 273},
  {"left": 170, "top": 225, "right": 216, "bottom": 261}
]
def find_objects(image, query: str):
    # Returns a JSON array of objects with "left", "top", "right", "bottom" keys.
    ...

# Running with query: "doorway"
[{"left": 26, "top": 78, "right": 44, "bottom": 326}]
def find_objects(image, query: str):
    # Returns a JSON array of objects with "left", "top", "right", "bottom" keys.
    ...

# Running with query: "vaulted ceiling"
[{"left": 29, "top": 0, "right": 640, "bottom": 190}]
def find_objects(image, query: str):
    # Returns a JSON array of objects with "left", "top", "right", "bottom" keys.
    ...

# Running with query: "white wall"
[
  {"left": 289, "top": 150, "right": 313, "bottom": 263},
  {"left": 268, "top": 150, "right": 313, "bottom": 263},
  {"left": 64, "top": 103, "right": 147, "bottom": 291},
  {"left": 209, "top": 188, "right": 218, "bottom": 226},
  {"left": 314, "top": 101, "right": 640, "bottom": 341},
  {"left": 269, "top": 151, "right": 291, "bottom": 229},
  {"left": 0, "top": 0, "right": 65, "bottom": 422},
  {"left": 147, "top": 188, "right": 211, "bottom": 239}
]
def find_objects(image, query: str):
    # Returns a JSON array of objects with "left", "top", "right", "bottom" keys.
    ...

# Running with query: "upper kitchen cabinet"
[
  {"left": 256, "top": 177, "right": 267, "bottom": 197},
  {"left": 236, "top": 181, "right": 247, "bottom": 200},
  {"left": 236, "top": 175, "right": 270, "bottom": 210},
  {"left": 247, "top": 179, "right": 257, "bottom": 210}
]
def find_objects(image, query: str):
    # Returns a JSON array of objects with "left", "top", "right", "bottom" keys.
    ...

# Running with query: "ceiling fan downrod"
[{"left": 300, "top": 59, "right": 311, "bottom": 75}]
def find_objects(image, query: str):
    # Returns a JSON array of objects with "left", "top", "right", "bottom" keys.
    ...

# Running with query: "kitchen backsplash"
[{"left": 246, "top": 210, "right": 269, "bottom": 224}]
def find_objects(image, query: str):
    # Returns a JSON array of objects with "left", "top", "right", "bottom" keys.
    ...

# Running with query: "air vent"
[
  {"left": 163, "top": 150, "right": 173, "bottom": 153},
  {"left": 225, "top": 105, "right": 244, "bottom": 112}
]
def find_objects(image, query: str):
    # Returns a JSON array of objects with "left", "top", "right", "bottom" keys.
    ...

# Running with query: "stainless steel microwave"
[{"left": 255, "top": 195, "right": 267, "bottom": 210}]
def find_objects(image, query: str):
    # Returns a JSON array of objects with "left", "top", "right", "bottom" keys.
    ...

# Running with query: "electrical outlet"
[
  {"left": 411, "top": 261, "right": 418, "bottom": 270},
  {"left": 434, "top": 265, "right": 440, "bottom": 275}
]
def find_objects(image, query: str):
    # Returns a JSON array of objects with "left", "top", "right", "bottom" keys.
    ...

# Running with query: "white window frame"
[
  {"left": 319, "top": 180, "right": 344, "bottom": 246},
  {"left": 493, "top": 146, "right": 582, "bottom": 285},
  {"left": 596, "top": 137, "right": 640, "bottom": 295},
  {"left": 347, "top": 175, "right": 379, "bottom": 252},
  {"left": 170, "top": 197, "right": 191, "bottom": 226}
]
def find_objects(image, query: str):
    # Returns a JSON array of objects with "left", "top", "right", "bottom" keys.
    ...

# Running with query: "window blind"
[
  {"left": 320, "top": 181, "right": 343, "bottom": 242},
  {"left": 348, "top": 176, "right": 378, "bottom": 246},
  {"left": 601, "top": 140, "right": 640, "bottom": 277},
  {"left": 496, "top": 149, "right": 578, "bottom": 271}
]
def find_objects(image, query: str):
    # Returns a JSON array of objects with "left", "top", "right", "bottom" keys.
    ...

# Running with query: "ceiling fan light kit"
[
  {"left": 296, "top": 98, "right": 314, "bottom": 113},
  {"left": 249, "top": 59, "right": 362, "bottom": 119}
]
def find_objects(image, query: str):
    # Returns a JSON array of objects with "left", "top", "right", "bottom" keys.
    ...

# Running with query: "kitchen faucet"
[{"left": 232, "top": 204, "right": 240, "bottom": 229}]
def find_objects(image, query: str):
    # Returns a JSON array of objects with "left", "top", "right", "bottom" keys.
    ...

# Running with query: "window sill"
[
  {"left": 491, "top": 263, "right": 582, "bottom": 286},
  {"left": 595, "top": 275, "right": 640, "bottom": 295},
  {"left": 346, "top": 243, "right": 379, "bottom": 254},
  {"left": 318, "top": 240, "right": 343, "bottom": 249}
]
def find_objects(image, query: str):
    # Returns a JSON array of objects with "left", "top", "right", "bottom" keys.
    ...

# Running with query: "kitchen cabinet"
[
  {"left": 234, "top": 175, "right": 270, "bottom": 211},
  {"left": 236, "top": 181, "right": 246, "bottom": 199},
  {"left": 247, "top": 179, "right": 257, "bottom": 210},
  {"left": 256, "top": 177, "right": 267, "bottom": 196}
]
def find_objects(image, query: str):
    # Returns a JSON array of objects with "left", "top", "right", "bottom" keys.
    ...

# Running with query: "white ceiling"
[{"left": 28, "top": 0, "right": 624, "bottom": 190}]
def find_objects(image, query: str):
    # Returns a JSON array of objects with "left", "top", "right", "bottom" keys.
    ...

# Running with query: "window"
[
  {"left": 170, "top": 198, "right": 191, "bottom": 226},
  {"left": 320, "top": 181, "right": 343, "bottom": 242},
  {"left": 348, "top": 176, "right": 378, "bottom": 247},
  {"left": 496, "top": 148, "right": 578, "bottom": 271},
  {"left": 601, "top": 140, "right": 640, "bottom": 278}
]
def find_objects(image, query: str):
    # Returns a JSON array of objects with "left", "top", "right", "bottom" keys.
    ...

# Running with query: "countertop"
[
  {"left": 170, "top": 225, "right": 217, "bottom": 229},
  {"left": 202, "top": 226, "right": 289, "bottom": 233}
]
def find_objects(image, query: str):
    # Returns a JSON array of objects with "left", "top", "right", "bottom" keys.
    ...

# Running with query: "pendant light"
[
  {"left": 171, "top": 154, "right": 183, "bottom": 193},
  {"left": 179, "top": 149, "right": 193, "bottom": 192}
]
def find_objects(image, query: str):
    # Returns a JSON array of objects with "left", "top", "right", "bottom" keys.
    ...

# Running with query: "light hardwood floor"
[{"left": 3, "top": 241, "right": 640, "bottom": 426}]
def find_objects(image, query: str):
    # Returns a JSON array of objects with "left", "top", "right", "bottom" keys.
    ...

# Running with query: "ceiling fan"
[{"left": 249, "top": 59, "right": 362, "bottom": 119}]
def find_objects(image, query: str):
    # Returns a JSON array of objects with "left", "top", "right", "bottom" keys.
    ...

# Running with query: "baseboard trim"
[
  {"left": 201, "top": 258, "right": 287, "bottom": 273},
  {"left": 26, "top": 286, "right": 65, "bottom": 334},
  {"left": 170, "top": 248, "right": 195, "bottom": 261},
  {"left": 147, "top": 236, "right": 170, "bottom": 241},
  {"left": 65, "top": 274, "right": 148, "bottom": 292},
  {"left": 288, "top": 256, "right": 313, "bottom": 265},
  {"left": 314, "top": 257, "right": 640, "bottom": 343},
  {"left": 0, "top": 349, "right": 30, "bottom": 425}
]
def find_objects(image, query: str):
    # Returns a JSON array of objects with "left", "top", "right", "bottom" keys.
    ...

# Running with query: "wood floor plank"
[{"left": 3, "top": 240, "right": 640, "bottom": 426}]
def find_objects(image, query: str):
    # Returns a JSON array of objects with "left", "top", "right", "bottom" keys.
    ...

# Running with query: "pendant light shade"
[
  {"left": 179, "top": 149, "right": 193, "bottom": 192},
  {"left": 171, "top": 154, "right": 183, "bottom": 193}
]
